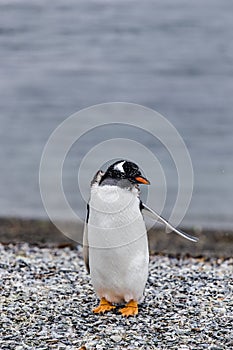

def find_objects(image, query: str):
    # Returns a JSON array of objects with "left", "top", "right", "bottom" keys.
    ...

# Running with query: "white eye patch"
[{"left": 114, "top": 161, "right": 125, "bottom": 173}]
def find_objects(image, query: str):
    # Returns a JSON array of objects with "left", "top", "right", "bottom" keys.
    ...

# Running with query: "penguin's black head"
[{"left": 100, "top": 160, "right": 150, "bottom": 186}]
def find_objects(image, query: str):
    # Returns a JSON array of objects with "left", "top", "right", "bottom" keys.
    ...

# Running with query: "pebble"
[
  {"left": 110, "top": 335, "right": 122, "bottom": 342},
  {"left": 0, "top": 243, "right": 232, "bottom": 349}
]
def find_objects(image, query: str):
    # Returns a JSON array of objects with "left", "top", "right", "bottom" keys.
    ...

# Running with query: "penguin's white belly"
[{"left": 88, "top": 185, "right": 149, "bottom": 303}]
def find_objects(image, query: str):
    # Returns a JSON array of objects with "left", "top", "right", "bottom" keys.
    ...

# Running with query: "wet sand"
[{"left": 0, "top": 217, "right": 232, "bottom": 257}]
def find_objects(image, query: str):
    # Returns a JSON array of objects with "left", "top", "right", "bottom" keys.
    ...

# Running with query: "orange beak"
[{"left": 135, "top": 176, "right": 150, "bottom": 185}]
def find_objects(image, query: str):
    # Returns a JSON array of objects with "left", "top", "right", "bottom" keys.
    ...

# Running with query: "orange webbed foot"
[
  {"left": 93, "top": 297, "right": 116, "bottom": 314},
  {"left": 119, "top": 300, "right": 138, "bottom": 317}
]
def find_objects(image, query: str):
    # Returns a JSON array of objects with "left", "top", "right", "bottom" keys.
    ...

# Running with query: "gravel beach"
[{"left": 0, "top": 243, "right": 232, "bottom": 350}]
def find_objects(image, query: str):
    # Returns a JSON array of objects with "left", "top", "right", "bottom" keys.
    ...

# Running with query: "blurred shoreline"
[
  {"left": 1, "top": 1, "right": 233, "bottom": 232},
  {"left": 0, "top": 217, "right": 232, "bottom": 257}
]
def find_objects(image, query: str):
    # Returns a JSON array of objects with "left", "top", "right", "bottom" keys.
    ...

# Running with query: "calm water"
[{"left": 0, "top": 0, "right": 233, "bottom": 229}]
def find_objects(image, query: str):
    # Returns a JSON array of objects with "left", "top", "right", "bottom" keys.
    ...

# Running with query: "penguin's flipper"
[
  {"left": 83, "top": 170, "right": 105, "bottom": 274},
  {"left": 83, "top": 204, "right": 90, "bottom": 273},
  {"left": 141, "top": 202, "right": 198, "bottom": 242}
]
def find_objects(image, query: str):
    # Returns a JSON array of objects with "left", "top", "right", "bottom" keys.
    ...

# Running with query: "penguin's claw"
[
  {"left": 119, "top": 300, "right": 138, "bottom": 317},
  {"left": 93, "top": 297, "right": 116, "bottom": 314}
]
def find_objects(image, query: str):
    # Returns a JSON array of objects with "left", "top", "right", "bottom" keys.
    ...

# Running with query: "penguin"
[{"left": 83, "top": 160, "right": 198, "bottom": 317}]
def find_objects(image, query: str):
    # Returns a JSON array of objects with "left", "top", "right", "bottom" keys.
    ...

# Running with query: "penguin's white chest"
[{"left": 88, "top": 185, "right": 149, "bottom": 303}]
